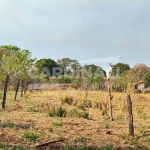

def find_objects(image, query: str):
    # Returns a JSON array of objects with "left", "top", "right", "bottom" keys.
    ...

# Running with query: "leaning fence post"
[{"left": 127, "top": 94, "right": 134, "bottom": 137}]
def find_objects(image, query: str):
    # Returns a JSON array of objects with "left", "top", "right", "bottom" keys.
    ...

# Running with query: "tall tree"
[
  {"left": 111, "top": 70, "right": 130, "bottom": 92},
  {"left": 0, "top": 45, "right": 20, "bottom": 52},
  {"left": 144, "top": 71, "right": 150, "bottom": 88},
  {"left": 57, "top": 58, "right": 80, "bottom": 74},
  {"left": 112, "top": 63, "right": 130, "bottom": 76},
  {"left": 1, "top": 52, "right": 20, "bottom": 108},
  {"left": 11, "top": 49, "right": 35, "bottom": 100},
  {"left": 35, "top": 58, "right": 59, "bottom": 79},
  {"left": 84, "top": 64, "right": 106, "bottom": 77},
  {"left": 128, "top": 63, "right": 150, "bottom": 82},
  {"left": 0, "top": 45, "right": 35, "bottom": 105},
  {"left": 0, "top": 48, "right": 10, "bottom": 60}
]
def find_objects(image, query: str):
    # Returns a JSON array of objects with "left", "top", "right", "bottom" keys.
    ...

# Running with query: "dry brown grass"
[{"left": 0, "top": 89, "right": 150, "bottom": 149}]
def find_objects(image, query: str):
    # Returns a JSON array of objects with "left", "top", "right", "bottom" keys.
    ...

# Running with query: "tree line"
[{"left": 1, "top": 45, "right": 150, "bottom": 108}]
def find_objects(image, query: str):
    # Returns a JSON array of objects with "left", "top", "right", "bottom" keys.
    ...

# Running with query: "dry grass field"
[{"left": 0, "top": 88, "right": 150, "bottom": 149}]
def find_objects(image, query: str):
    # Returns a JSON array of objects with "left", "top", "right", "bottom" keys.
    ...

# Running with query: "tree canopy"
[
  {"left": 112, "top": 63, "right": 130, "bottom": 76},
  {"left": 0, "top": 45, "right": 20, "bottom": 52},
  {"left": 144, "top": 71, "right": 150, "bottom": 88},
  {"left": 57, "top": 58, "right": 80, "bottom": 73},
  {"left": 84, "top": 64, "right": 106, "bottom": 77},
  {"left": 128, "top": 63, "right": 150, "bottom": 82},
  {"left": 35, "top": 58, "right": 59, "bottom": 78}
]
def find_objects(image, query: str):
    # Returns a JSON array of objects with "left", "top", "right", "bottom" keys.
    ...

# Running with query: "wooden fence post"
[
  {"left": 108, "top": 84, "right": 113, "bottom": 121},
  {"left": 108, "top": 63, "right": 114, "bottom": 121},
  {"left": 127, "top": 94, "right": 134, "bottom": 137}
]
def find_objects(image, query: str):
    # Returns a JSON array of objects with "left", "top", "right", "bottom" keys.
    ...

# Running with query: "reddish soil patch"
[
  {"left": 0, "top": 134, "right": 19, "bottom": 144},
  {"left": 10, "top": 104, "right": 23, "bottom": 111}
]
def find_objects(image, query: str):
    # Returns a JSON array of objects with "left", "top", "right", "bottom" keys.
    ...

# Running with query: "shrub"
[
  {"left": 21, "top": 132, "right": 41, "bottom": 143},
  {"left": 57, "top": 75, "right": 72, "bottom": 83},
  {"left": 61, "top": 96, "right": 74, "bottom": 105},
  {"left": 56, "top": 107, "right": 67, "bottom": 117},
  {"left": 68, "top": 109, "right": 89, "bottom": 119},
  {"left": 48, "top": 106, "right": 67, "bottom": 117},
  {"left": 82, "top": 99, "right": 92, "bottom": 108}
]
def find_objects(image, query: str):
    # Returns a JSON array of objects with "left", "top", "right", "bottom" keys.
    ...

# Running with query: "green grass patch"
[
  {"left": 21, "top": 132, "right": 41, "bottom": 143},
  {"left": 52, "top": 122, "right": 63, "bottom": 126}
]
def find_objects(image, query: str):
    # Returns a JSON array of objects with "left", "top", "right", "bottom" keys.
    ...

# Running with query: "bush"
[
  {"left": 61, "top": 96, "right": 74, "bottom": 105},
  {"left": 68, "top": 109, "right": 89, "bottom": 119},
  {"left": 48, "top": 106, "right": 67, "bottom": 117},
  {"left": 47, "top": 105, "right": 89, "bottom": 119},
  {"left": 56, "top": 107, "right": 67, "bottom": 117},
  {"left": 21, "top": 132, "right": 41, "bottom": 143},
  {"left": 57, "top": 75, "right": 72, "bottom": 83}
]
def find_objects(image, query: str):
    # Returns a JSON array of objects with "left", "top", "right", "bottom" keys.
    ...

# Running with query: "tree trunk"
[
  {"left": 108, "top": 85, "right": 113, "bottom": 121},
  {"left": 14, "top": 79, "right": 20, "bottom": 101},
  {"left": 24, "top": 81, "right": 28, "bottom": 94},
  {"left": 21, "top": 80, "right": 24, "bottom": 97},
  {"left": 2, "top": 75, "right": 9, "bottom": 109},
  {"left": 127, "top": 94, "right": 134, "bottom": 137}
]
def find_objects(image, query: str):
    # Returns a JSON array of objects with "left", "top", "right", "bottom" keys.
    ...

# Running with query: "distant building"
[
  {"left": 134, "top": 80, "right": 145, "bottom": 90},
  {"left": 134, "top": 80, "right": 150, "bottom": 92}
]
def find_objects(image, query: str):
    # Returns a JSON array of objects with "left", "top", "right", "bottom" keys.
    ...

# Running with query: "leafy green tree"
[
  {"left": 11, "top": 50, "right": 36, "bottom": 100},
  {"left": 111, "top": 70, "right": 130, "bottom": 92},
  {"left": 84, "top": 64, "right": 106, "bottom": 77},
  {"left": 35, "top": 58, "right": 59, "bottom": 78},
  {"left": 90, "top": 73, "right": 105, "bottom": 89},
  {"left": 57, "top": 58, "right": 80, "bottom": 74},
  {"left": 112, "top": 63, "right": 130, "bottom": 76},
  {"left": 0, "top": 45, "right": 20, "bottom": 84},
  {"left": 0, "top": 45, "right": 20, "bottom": 53},
  {"left": 57, "top": 75, "right": 72, "bottom": 83},
  {"left": 144, "top": 71, "right": 150, "bottom": 88},
  {"left": 0, "top": 45, "right": 36, "bottom": 106},
  {"left": 0, "top": 48, "right": 10, "bottom": 60},
  {"left": 71, "top": 77, "right": 83, "bottom": 89},
  {"left": 1, "top": 52, "right": 20, "bottom": 108},
  {"left": 81, "top": 64, "right": 106, "bottom": 89}
]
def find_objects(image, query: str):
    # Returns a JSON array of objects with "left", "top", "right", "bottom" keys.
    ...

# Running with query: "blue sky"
[{"left": 0, "top": 0, "right": 150, "bottom": 72}]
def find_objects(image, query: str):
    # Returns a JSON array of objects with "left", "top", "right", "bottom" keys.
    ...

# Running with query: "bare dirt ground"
[{"left": 0, "top": 89, "right": 150, "bottom": 149}]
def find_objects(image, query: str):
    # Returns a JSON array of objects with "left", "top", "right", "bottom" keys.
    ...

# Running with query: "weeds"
[
  {"left": 0, "top": 122, "right": 31, "bottom": 130},
  {"left": 74, "top": 136, "right": 90, "bottom": 143},
  {"left": 52, "top": 122, "right": 63, "bottom": 126},
  {"left": 48, "top": 106, "right": 67, "bottom": 117},
  {"left": 21, "top": 132, "right": 41, "bottom": 143},
  {"left": 61, "top": 96, "right": 74, "bottom": 105},
  {"left": 45, "top": 104, "right": 89, "bottom": 119},
  {"left": 27, "top": 107, "right": 41, "bottom": 113},
  {"left": 0, "top": 143, "right": 26, "bottom": 150},
  {"left": 68, "top": 109, "right": 89, "bottom": 119}
]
